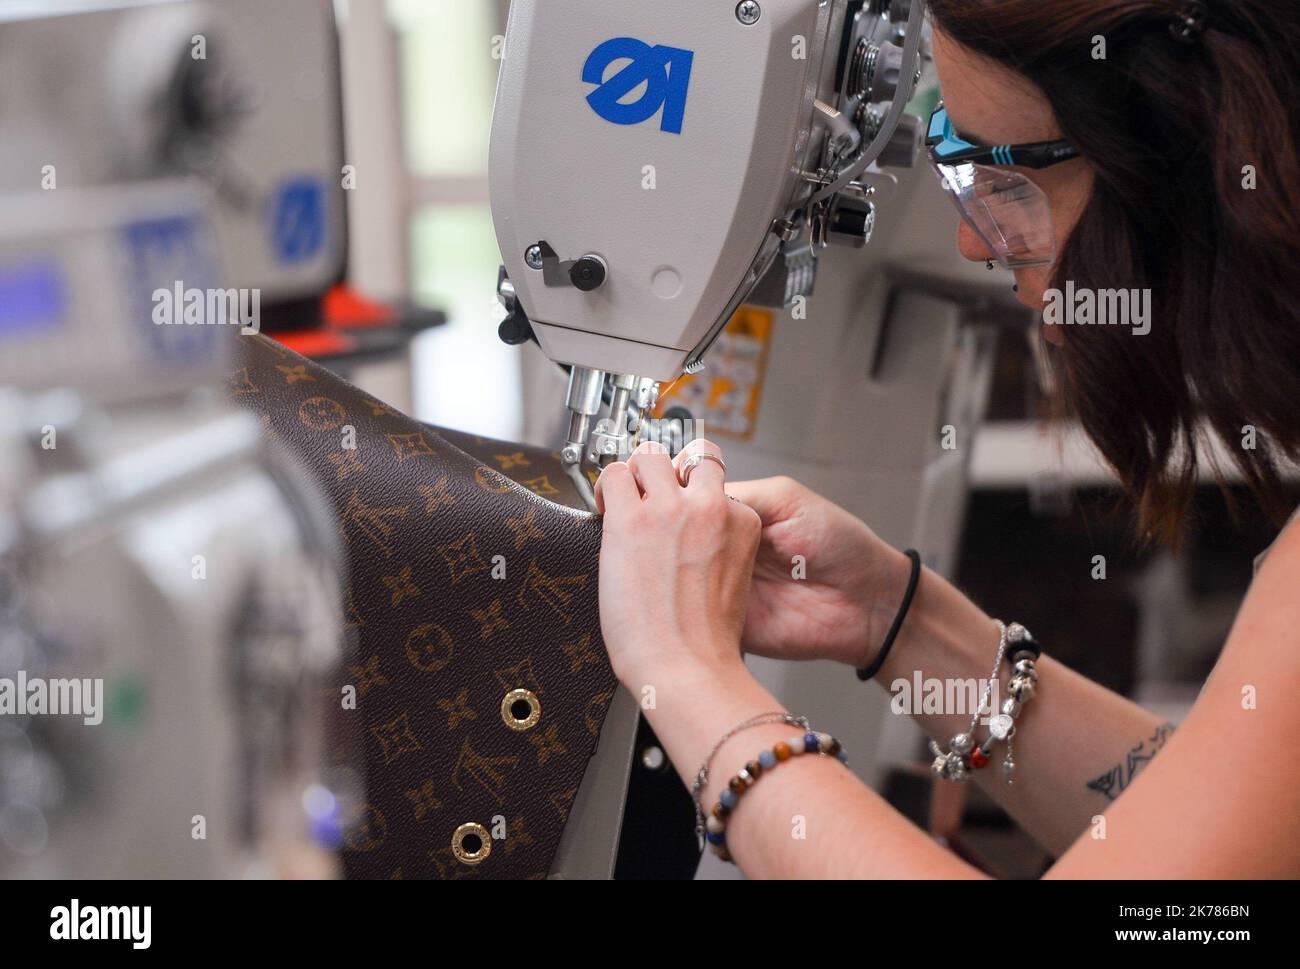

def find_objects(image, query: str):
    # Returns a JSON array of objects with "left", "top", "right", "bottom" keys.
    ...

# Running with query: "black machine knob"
[
  {"left": 498, "top": 309, "right": 535, "bottom": 346},
  {"left": 569, "top": 255, "right": 607, "bottom": 292},
  {"left": 496, "top": 266, "right": 536, "bottom": 346},
  {"left": 827, "top": 198, "right": 876, "bottom": 249}
]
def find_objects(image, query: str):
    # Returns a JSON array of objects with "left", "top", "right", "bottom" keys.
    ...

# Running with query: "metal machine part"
[{"left": 491, "top": 0, "right": 927, "bottom": 481}]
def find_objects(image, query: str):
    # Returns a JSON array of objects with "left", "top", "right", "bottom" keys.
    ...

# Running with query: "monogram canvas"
[{"left": 227, "top": 334, "right": 618, "bottom": 879}]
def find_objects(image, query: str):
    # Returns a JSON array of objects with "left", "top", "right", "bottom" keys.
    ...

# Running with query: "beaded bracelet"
[
  {"left": 703, "top": 729, "right": 849, "bottom": 863},
  {"left": 929, "top": 620, "right": 1043, "bottom": 785},
  {"left": 691, "top": 712, "right": 808, "bottom": 851}
]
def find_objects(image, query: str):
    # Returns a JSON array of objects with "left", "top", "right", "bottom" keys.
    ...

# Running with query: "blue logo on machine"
[
  {"left": 583, "top": 37, "right": 694, "bottom": 134},
  {"left": 270, "top": 177, "right": 327, "bottom": 264},
  {"left": 123, "top": 214, "right": 221, "bottom": 363}
]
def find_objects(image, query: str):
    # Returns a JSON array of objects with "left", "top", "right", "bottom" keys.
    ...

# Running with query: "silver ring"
[{"left": 677, "top": 452, "right": 726, "bottom": 487}]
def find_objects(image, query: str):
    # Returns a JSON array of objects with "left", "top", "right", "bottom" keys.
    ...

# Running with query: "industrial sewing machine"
[
  {"left": 491, "top": 0, "right": 1029, "bottom": 878},
  {"left": 494, "top": 0, "right": 928, "bottom": 498}
]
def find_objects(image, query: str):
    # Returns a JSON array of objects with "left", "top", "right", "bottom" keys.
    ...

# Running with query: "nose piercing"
[{"left": 986, "top": 260, "right": 995, "bottom": 271}]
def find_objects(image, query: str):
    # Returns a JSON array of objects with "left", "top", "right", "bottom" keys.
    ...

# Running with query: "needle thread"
[{"left": 630, "top": 372, "right": 688, "bottom": 451}]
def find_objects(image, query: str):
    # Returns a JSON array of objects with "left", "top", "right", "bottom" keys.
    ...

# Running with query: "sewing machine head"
[{"left": 491, "top": 0, "right": 927, "bottom": 477}]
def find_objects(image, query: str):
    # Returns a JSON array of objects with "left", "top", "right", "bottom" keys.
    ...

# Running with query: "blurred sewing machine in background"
[{"left": 0, "top": 0, "right": 356, "bottom": 878}]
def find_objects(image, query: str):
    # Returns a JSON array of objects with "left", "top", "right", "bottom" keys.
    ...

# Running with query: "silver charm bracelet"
[{"left": 929, "top": 620, "right": 1042, "bottom": 785}]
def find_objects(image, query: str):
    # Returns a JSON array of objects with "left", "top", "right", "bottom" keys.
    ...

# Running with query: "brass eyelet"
[
  {"left": 452, "top": 822, "right": 491, "bottom": 865},
  {"left": 501, "top": 688, "right": 541, "bottom": 731}
]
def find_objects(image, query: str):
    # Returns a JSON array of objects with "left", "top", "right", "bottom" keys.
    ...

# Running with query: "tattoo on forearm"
[{"left": 1086, "top": 722, "right": 1176, "bottom": 801}]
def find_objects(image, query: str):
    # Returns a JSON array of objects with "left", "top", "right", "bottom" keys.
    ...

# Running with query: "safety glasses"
[{"left": 925, "top": 102, "right": 1079, "bottom": 269}]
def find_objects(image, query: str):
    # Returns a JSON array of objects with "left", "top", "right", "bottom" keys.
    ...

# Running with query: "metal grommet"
[
  {"left": 452, "top": 822, "right": 491, "bottom": 865},
  {"left": 501, "top": 688, "right": 541, "bottom": 731}
]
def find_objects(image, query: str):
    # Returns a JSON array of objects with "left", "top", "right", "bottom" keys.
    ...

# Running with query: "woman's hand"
[
  {"left": 594, "top": 439, "right": 762, "bottom": 687},
  {"left": 724, "top": 476, "right": 911, "bottom": 668}
]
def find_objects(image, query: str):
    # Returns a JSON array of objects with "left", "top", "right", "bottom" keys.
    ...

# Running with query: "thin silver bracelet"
[
  {"left": 691, "top": 712, "right": 810, "bottom": 851},
  {"left": 929, "top": 620, "right": 1042, "bottom": 785}
]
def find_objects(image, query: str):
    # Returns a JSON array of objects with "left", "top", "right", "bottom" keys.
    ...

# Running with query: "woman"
[{"left": 594, "top": 0, "right": 1300, "bottom": 878}]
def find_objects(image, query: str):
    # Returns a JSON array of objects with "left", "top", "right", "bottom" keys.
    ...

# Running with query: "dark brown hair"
[{"left": 928, "top": 0, "right": 1300, "bottom": 541}]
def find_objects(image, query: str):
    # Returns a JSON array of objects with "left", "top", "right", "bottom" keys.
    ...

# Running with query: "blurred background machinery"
[{"left": 0, "top": 0, "right": 359, "bottom": 878}]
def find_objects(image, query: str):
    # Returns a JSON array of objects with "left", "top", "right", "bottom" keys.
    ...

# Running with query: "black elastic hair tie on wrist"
[{"left": 856, "top": 549, "right": 921, "bottom": 682}]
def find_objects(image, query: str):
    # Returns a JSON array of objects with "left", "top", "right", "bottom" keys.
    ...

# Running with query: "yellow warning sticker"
[{"left": 654, "top": 306, "right": 774, "bottom": 441}]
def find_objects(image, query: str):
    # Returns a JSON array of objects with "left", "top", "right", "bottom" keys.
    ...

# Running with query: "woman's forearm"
[
  {"left": 869, "top": 546, "right": 1172, "bottom": 856},
  {"left": 629, "top": 659, "right": 983, "bottom": 878}
]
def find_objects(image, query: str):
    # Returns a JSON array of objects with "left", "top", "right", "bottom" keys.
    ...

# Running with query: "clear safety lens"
[{"left": 931, "top": 160, "right": 1057, "bottom": 269}]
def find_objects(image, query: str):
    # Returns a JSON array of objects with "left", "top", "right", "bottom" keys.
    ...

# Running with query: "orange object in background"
[
  {"left": 653, "top": 306, "right": 775, "bottom": 441},
  {"left": 322, "top": 284, "right": 395, "bottom": 329},
  {"left": 273, "top": 285, "right": 446, "bottom": 360}
]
